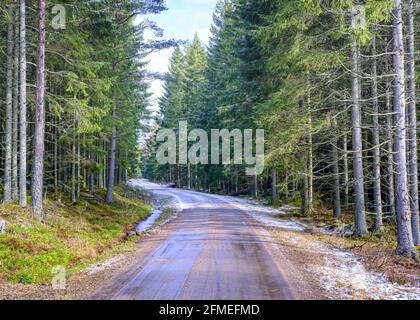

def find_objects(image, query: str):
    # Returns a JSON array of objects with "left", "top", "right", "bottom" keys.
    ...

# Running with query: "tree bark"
[
  {"left": 105, "top": 106, "right": 117, "bottom": 203},
  {"left": 71, "top": 126, "right": 77, "bottom": 203},
  {"left": 12, "top": 4, "right": 19, "bottom": 201},
  {"left": 385, "top": 40, "right": 396, "bottom": 222},
  {"left": 31, "top": 0, "right": 46, "bottom": 215},
  {"left": 350, "top": 34, "right": 367, "bottom": 236},
  {"left": 392, "top": 0, "right": 416, "bottom": 258},
  {"left": 406, "top": 0, "right": 419, "bottom": 245},
  {"left": 343, "top": 132, "right": 349, "bottom": 206},
  {"left": 332, "top": 118, "right": 341, "bottom": 218},
  {"left": 3, "top": 11, "right": 14, "bottom": 204},
  {"left": 371, "top": 36, "right": 383, "bottom": 232},
  {"left": 271, "top": 168, "right": 277, "bottom": 200},
  {"left": 19, "top": 0, "right": 27, "bottom": 207},
  {"left": 308, "top": 110, "right": 313, "bottom": 212}
]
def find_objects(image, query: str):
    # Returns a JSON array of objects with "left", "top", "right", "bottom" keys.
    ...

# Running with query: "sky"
[{"left": 144, "top": 0, "right": 218, "bottom": 111}]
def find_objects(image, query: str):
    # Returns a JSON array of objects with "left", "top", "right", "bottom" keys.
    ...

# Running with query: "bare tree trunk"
[
  {"left": 371, "top": 36, "right": 383, "bottom": 232},
  {"left": 3, "top": 11, "right": 14, "bottom": 204},
  {"left": 385, "top": 44, "right": 396, "bottom": 222},
  {"left": 350, "top": 34, "right": 367, "bottom": 236},
  {"left": 187, "top": 163, "right": 191, "bottom": 189},
  {"left": 71, "top": 127, "right": 76, "bottom": 203},
  {"left": 89, "top": 151, "right": 94, "bottom": 194},
  {"left": 252, "top": 175, "right": 258, "bottom": 198},
  {"left": 106, "top": 106, "right": 117, "bottom": 203},
  {"left": 177, "top": 164, "right": 180, "bottom": 187},
  {"left": 271, "top": 168, "right": 277, "bottom": 200},
  {"left": 332, "top": 118, "right": 341, "bottom": 218},
  {"left": 31, "top": 0, "right": 46, "bottom": 215},
  {"left": 392, "top": 0, "right": 416, "bottom": 258},
  {"left": 19, "top": 0, "right": 27, "bottom": 207},
  {"left": 54, "top": 120, "right": 58, "bottom": 193},
  {"left": 406, "top": 0, "right": 419, "bottom": 245},
  {"left": 77, "top": 137, "right": 80, "bottom": 199},
  {"left": 12, "top": 5, "right": 19, "bottom": 201},
  {"left": 302, "top": 171, "right": 309, "bottom": 213},
  {"left": 308, "top": 112, "right": 313, "bottom": 212},
  {"left": 343, "top": 132, "right": 349, "bottom": 206}
]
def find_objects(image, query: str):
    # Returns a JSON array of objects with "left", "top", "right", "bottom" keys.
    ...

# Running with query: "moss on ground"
[{"left": 0, "top": 185, "right": 150, "bottom": 284}]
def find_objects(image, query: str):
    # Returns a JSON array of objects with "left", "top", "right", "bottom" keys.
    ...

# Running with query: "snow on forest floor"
[
  {"left": 186, "top": 193, "right": 420, "bottom": 300},
  {"left": 224, "top": 197, "right": 420, "bottom": 300},
  {"left": 303, "top": 239, "right": 420, "bottom": 300}
]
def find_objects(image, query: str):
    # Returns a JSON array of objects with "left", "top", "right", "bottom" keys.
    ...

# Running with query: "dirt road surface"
[{"left": 92, "top": 179, "right": 313, "bottom": 300}]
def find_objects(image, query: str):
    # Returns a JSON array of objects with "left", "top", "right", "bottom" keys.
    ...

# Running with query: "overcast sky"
[{"left": 145, "top": 0, "right": 217, "bottom": 111}]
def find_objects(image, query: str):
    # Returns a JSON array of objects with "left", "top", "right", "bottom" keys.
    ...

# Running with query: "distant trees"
[
  {"left": 144, "top": 0, "right": 419, "bottom": 259},
  {"left": 0, "top": 1, "right": 168, "bottom": 210}
]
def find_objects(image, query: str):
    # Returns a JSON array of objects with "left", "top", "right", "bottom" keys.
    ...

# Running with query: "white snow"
[
  {"left": 84, "top": 255, "right": 124, "bottom": 275},
  {"left": 211, "top": 194, "right": 305, "bottom": 231},
  {"left": 299, "top": 239, "right": 420, "bottom": 300}
]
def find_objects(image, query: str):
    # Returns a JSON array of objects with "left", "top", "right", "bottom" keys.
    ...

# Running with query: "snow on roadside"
[
  {"left": 213, "top": 194, "right": 305, "bottom": 231},
  {"left": 84, "top": 255, "right": 124, "bottom": 276},
  {"left": 212, "top": 192, "right": 420, "bottom": 300},
  {"left": 218, "top": 194, "right": 420, "bottom": 300},
  {"left": 305, "top": 240, "right": 420, "bottom": 300}
]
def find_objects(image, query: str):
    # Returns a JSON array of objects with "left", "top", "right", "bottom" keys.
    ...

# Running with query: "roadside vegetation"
[{"left": 0, "top": 185, "right": 150, "bottom": 284}]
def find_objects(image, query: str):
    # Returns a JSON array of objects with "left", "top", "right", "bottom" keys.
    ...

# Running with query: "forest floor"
[{"left": 0, "top": 185, "right": 153, "bottom": 299}]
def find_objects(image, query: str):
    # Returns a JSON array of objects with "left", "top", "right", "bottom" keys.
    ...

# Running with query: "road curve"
[{"left": 95, "top": 180, "right": 297, "bottom": 300}]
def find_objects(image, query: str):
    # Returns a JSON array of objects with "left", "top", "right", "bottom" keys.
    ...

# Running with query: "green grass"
[{"left": 0, "top": 185, "right": 150, "bottom": 284}]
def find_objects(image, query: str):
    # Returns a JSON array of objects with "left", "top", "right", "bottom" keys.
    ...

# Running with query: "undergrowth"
[{"left": 0, "top": 185, "right": 150, "bottom": 284}]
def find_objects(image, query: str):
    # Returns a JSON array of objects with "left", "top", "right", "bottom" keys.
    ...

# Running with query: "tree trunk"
[
  {"left": 105, "top": 106, "right": 117, "bottom": 203},
  {"left": 12, "top": 5, "right": 19, "bottom": 201},
  {"left": 332, "top": 118, "right": 341, "bottom": 218},
  {"left": 308, "top": 112, "right": 313, "bottom": 212},
  {"left": 71, "top": 128, "right": 77, "bottom": 203},
  {"left": 371, "top": 36, "right": 383, "bottom": 232},
  {"left": 392, "top": 0, "right": 417, "bottom": 258},
  {"left": 187, "top": 163, "right": 191, "bottom": 189},
  {"left": 31, "top": 0, "right": 46, "bottom": 215},
  {"left": 77, "top": 137, "right": 80, "bottom": 199},
  {"left": 350, "top": 34, "right": 367, "bottom": 236},
  {"left": 3, "top": 12, "right": 14, "bottom": 204},
  {"left": 385, "top": 43, "right": 396, "bottom": 222},
  {"left": 271, "top": 168, "right": 277, "bottom": 200},
  {"left": 54, "top": 120, "right": 58, "bottom": 193},
  {"left": 19, "top": 0, "right": 27, "bottom": 207},
  {"left": 89, "top": 151, "right": 94, "bottom": 194},
  {"left": 343, "top": 132, "right": 349, "bottom": 206},
  {"left": 406, "top": 0, "right": 419, "bottom": 245}
]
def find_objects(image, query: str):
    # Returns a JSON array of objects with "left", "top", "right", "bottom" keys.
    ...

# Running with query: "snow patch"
[
  {"left": 84, "top": 255, "right": 124, "bottom": 276},
  {"left": 212, "top": 194, "right": 305, "bottom": 231},
  {"left": 306, "top": 241, "right": 420, "bottom": 300}
]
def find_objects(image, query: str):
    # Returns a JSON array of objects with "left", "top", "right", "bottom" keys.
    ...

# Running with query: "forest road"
[{"left": 93, "top": 179, "right": 298, "bottom": 300}]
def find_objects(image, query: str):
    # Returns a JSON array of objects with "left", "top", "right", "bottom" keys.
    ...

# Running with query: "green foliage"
[{"left": 0, "top": 186, "right": 150, "bottom": 284}]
